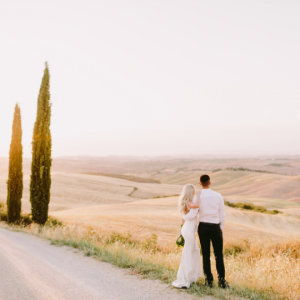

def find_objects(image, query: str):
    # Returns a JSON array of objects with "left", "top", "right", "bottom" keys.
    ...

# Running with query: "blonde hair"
[{"left": 178, "top": 184, "right": 195, "bottom": 214}]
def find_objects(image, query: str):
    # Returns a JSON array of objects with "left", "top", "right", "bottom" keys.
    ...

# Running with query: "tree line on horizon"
[{"left": 6, "top": 63, "right": 52, "bottom": 225}]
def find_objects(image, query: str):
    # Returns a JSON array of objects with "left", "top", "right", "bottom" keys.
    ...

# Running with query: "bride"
[{"left": 172, "top": 184, "right": 202, "bottom": 288}]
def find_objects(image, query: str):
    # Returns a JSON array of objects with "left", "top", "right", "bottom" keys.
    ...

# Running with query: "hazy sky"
[{"left": 0, "top": 0, "right": 299, "bottom": 157}]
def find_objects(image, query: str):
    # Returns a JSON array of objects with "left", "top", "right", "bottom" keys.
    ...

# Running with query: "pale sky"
[{"left": 0, "top": 0, "right": 299, "bottom": 157}]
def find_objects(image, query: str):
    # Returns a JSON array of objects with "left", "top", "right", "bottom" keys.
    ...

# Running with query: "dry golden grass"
[
  {"left": 224, "top": 238, "right": 300, "bottom": 299},
  {"left": 11, "top": 222, "right": 300, "bottom": 300}
]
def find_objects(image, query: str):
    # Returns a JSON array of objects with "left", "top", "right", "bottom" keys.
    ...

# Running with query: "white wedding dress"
[{"left": 172, "top": 207, "right": 202, "bottom": 288}]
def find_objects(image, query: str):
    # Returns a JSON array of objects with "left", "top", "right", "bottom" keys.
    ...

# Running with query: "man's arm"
[
  {"left": 219, "top": 195, "right": 226, "bottom": 230},
  {"left": 195, "top": 191, "right": 201, "bottom": 206},
  {"left": 187, "top": 202, "right": 199, "bottom": 209},
  {"left": 183, "top": 194, "right": 199, "bottom": 221}
]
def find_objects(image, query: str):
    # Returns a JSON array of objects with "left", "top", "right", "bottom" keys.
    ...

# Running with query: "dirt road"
[{"left": 0, "top": 228, "right": 202, "bottom": 300}]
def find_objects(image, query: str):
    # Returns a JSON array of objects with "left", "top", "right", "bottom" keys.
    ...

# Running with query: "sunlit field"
[{"left": 1, "top": 156, "right": 300, "bottom": 299}]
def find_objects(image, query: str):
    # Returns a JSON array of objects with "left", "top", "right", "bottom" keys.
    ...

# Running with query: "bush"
[
  {"left": 0, "top": 202, "right": 7, "bottom": 221},
  {"left": 225, "top": 201, "right": 282, "bottom": 215},
  {"left": 241, "top": 204, "right": 254, "bottom": 210},
  {"left": 20, "top": 213, "right": 33, "bottom": 226},
  {"left": 45, "top": 216, "right": 63, "bottom": 227},
  {"left": 265, "top": 209, "right": 282, "bottom": 215},
  {"left": 0, "top": 213, "right": 8, "bottom": 222}
]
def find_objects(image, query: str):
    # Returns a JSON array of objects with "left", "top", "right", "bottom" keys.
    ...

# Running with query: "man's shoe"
[
  {"left": 204, "top": 275, "right": 214, "bottom": 288},
  {"left": 218, "top": 278, "right": 230, "bottom": 289}
]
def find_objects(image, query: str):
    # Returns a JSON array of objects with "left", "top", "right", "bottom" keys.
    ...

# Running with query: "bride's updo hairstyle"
[{"left": 178, "top": 184, "right": 195, "bottom": 214}]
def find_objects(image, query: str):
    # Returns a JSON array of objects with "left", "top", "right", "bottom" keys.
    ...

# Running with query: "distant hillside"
[{"left": 81, "top": 172, "right": 161, "bottom": 184}]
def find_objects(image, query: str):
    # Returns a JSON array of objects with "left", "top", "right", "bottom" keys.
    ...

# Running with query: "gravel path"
[{"left": 0, "top": 228, "right": 212, "bottom": 300}]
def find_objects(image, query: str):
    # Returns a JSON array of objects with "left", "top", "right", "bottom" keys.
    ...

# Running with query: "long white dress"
[{"left": 172, "top": 207, "right": 202, "bottom": 288}]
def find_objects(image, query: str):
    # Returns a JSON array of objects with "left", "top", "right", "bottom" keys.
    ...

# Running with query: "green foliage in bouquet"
[
  {"left": 176, "top": 225, "right": 185, "bottom": 247},
  {"left": 176, "top": 234, "right": 185, "bottom": 247}
]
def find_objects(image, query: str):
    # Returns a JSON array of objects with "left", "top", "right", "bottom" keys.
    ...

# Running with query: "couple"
[{"left": 172, "top": 175, "right": 229, "bottom": 289}]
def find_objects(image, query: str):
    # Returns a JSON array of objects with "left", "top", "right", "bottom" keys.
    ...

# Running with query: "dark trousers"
[{"left": 198, "top": 222, "right": 225, "bottom": 281}]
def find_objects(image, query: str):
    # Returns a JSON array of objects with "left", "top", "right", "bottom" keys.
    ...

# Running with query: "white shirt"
[{"left": 183, "top": 189, "right": 226, "bottom": 229}]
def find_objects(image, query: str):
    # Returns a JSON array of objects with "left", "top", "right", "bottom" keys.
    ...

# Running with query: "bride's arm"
[{"left": 183, "top": 208, "right": 198, "bottom": 221}]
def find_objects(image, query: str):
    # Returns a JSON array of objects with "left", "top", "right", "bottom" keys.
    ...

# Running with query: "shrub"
[
  {"left": 225, "top": 201, "right": 282, "bottom": 215},
  {"left": 20, "top": 213, "right": 33, "bottom": 226},
  {"left": 45, "top": 216, "right": 63, "bottom": 227}
]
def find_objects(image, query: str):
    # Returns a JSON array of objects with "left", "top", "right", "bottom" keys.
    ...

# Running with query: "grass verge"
[{"left": 1, "top": 222, "right": 299, "bottom": 300}]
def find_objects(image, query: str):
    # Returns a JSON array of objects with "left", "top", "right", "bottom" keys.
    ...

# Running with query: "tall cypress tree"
[
  {"left": 7, "top": 104, "right": 23, "bottom": 223},
  {"left": 30, "top": 62, "right": 52, "bottom": 225}
]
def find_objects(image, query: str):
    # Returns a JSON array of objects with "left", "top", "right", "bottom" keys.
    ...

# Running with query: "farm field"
[
  {"left": 0, "top": 156, "right": 300, "bottom": 244},
  {"left": 1, "top": 155, "right": 300, "bottom": 299}
]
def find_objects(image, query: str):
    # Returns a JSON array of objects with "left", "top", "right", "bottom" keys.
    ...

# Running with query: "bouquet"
[
  {"left": 176, "top": 234, "right": 185, "bottom": 247},
  {"left": 176, "top": 225, "right": 185, "bottom": 247}
]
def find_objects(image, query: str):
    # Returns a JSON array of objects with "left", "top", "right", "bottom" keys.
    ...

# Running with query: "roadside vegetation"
[
  {"left": 225, "top": 201, "right": 282, "bottom": 215},
  {"left": 0, "top": 202, "right": 62, "bottom": 227},
  {"left": 1, "top": 215, "right": 299, "bottom": 300}
]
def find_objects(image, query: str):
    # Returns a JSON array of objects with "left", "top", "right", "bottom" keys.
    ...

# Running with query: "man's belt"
[{"left": 199, "top": 222, "right": 220, "bottom": 225}]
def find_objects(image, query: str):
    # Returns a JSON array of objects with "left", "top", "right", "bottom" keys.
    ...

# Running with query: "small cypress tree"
[
  {"left": 30, "top": 62, "right": 52, "bottom": 225},
  {"left": 7, "top": 104, "right": 23, "bottom": 223}
]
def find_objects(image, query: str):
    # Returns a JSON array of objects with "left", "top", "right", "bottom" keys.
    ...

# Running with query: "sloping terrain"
[
  {"left": 52, "top": 195, "right": 300, "bottom": 243},
  {"left": 155, "top": 171, "right": 300, "bottom": 210},
  {"left": 1, "top": 155, "right": 300, "bottom": 178},
  {"left": 0, "top": 173, "right": 181, "bottom": 212},
  {"left": 1, "top": 156, "right": 300, "bottom": 245}
]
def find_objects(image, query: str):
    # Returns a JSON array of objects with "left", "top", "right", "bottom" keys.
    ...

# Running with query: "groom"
[{"left": 183, "top": 175, "right": 229, "bottom": 288}]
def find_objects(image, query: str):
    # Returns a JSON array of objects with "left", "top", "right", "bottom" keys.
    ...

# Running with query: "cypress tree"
[
  {"left": 30, "top": 62, "right": 52, "bottom": 225},
  {"left": 7, "top": 104, "right": 23, "bottom": 223}
]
